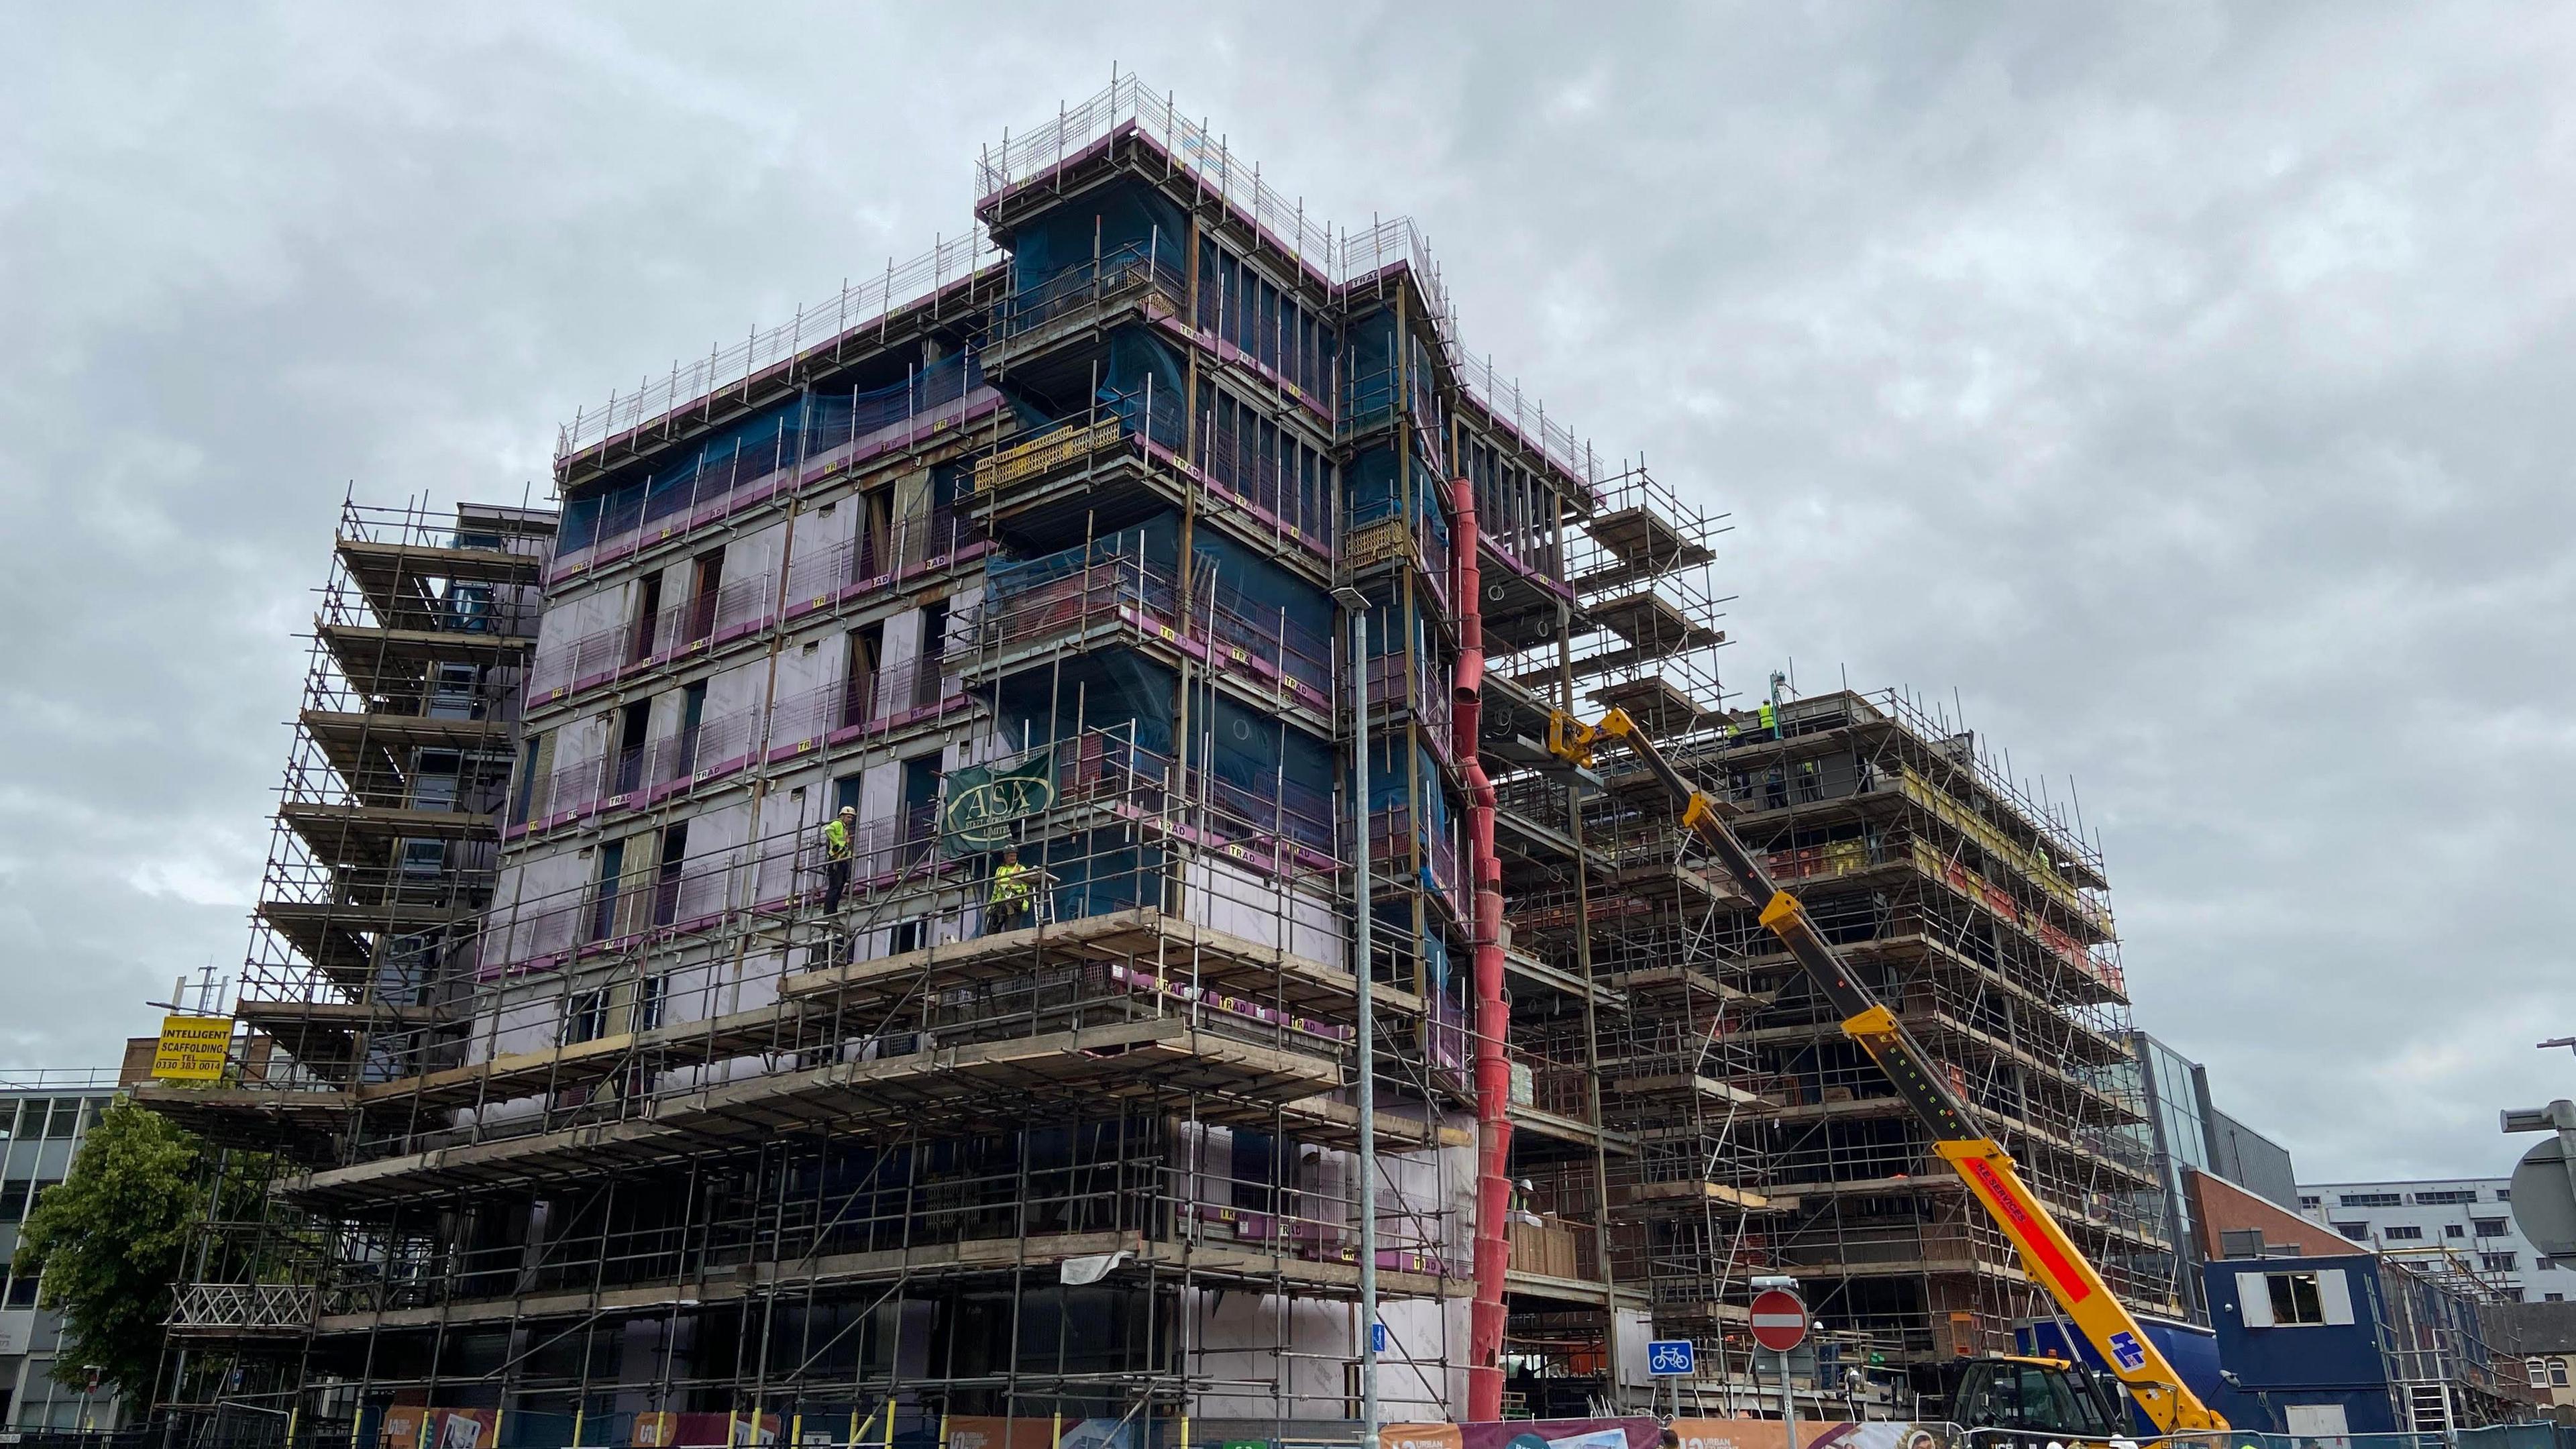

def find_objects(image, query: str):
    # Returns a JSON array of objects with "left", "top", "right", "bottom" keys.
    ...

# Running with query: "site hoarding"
[{"left": 1383, "top": 1420, "right": 1960, "bottom": 1449}]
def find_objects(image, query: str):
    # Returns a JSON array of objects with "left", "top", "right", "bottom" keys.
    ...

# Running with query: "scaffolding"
[
  {"left": 142, "top": 73, "right": 1530, "bottom": 1449},
  {"left": 137, "top": 69, "right": 2192, "bottom": 1449},
  {"left": 226, "top": 494, "right": 554, "bottom": 1096},
  {"left": 160, "top": 759, "right": 1471, "bottom": 1415},
  {"left": 2371, "top": 1249, "right": 2530, "bottom": 1432},
  {"left": 1613, "top": 687, "right": 2169, "bottom": 1369},
  {"left": 1471, "top": 462, "right": 1755, "bottom": 1413},
  {"left": 155, "top": 694, "right": 1477, "bottom": 1443}
]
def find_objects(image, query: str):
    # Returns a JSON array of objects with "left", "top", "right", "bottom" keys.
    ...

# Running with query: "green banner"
[{"left": 941, "top": 749, "right": 1057, "bottom": 855}]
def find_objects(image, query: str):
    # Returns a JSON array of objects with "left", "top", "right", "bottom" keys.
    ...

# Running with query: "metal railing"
[
  {"left": 315, "top": 569, "right": 541, "bottom": 641},
  {"left": 977, "top": 81, "right": 1608, "bottom": 490},
  {"left": 992, "top": 239, "right": 1188, "bottom": 343},
  {"left": 0, "top": 1067, "right": 124, "bottom": 1091},
  {"left": 421, "top": 719, "right": 1341, "bottom": 1017},
  {"left": 557, "top": 75, "right": 1609, "bottom": 508},
  {"left": 760, "top": 648, "right": 959, "bottom": 763},
  {"left": 558, "top": 234, "right": 1001, "bottom": 461},
  {"left": 1506, "top": 1042, "right": 1597, "bottom": 1127},
  {"left": 1367, "top": 800, "right": 1462, "bottom": 913},
  {"left": 166, "top": 1282, "right": 322, "bottom": 1334},
  {"left": 969, "top": 536, "right": 1335, "bottom": 723},
  {"left": 1193, "top": 401, "right": 1336, "bottom": 550},
  {"left": 979, "top": 77, "right": 1341, "bottom": 278},
  {"left": 186, "top": 710, "right": 1383, "bottom": 1115},
  {"left": 523, "top": 572, "right": 777, "bottom": 701},
  {"left": 780, "top": 503, "right": 983, "bottom": 616}
]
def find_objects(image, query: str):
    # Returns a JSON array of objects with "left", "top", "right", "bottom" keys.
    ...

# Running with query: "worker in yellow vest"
[
  {"left": 986, "top": 845, "right": 1036, "bottom": 934},
  {"left": 822, "top": 806, "right": 855, "bottom": 913}
]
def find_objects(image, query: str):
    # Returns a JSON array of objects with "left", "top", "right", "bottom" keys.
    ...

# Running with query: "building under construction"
[{"left": 138, "top": 74, "right": 2171, "bottom": 1446}]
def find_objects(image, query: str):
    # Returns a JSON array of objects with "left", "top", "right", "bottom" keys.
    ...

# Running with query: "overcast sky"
[{"left": 5, "top": 4, "right": 2571, "bottom": 1183}]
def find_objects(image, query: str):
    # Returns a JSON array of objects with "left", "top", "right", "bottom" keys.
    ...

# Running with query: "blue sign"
[
  {"left": 2107, "top": 1330, "right": 2147, "bottom": 1372},
  {"left": 1371, "top": 1322, "right": 1388, "bottom": 1354},
  {"left": 1647, "top": 1339, "right": 1696, "bottom": 1376}
]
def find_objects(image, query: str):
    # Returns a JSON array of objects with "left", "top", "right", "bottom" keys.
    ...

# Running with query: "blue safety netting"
[
  {"left": 1408, "top": 903, "right": 1456, "bottom": 994},
  {"left": 1034, "top": 828, "right": 1165, "bottom": 919},
  {"left": 989, "top": 511, "right": 1334, "bottom": 684},
  {"left": 1352, "top": 582, "right": 1442, "bottom": 666},
  {"left": 1408, "top": 328, "right": 1440, "bottom": 421},
  {"left": 1190, "top": 527, "right": 1332, "bottom": 659},
  {"left": 985, "top": 519, "right": 1171, "bottom": 604},
  {"left": 1344, "top": 307, "right": 1401, "bottom": 427},
  {"left": 991, "top": 327, "right": 1186, "bottom": 453},
  {"left": 1194, "top": 686, "right": 1334, "bottom": 849},
  {"left": 1096, "top": 326, "right": 1187, "bottom": 450},
  {"left": 1001, "top": 387, "right": 1057, "bottom": 437},
  {"left": 993, "top": 650, "right": 1334, "bottom": 855},
  {"left": 1346, "top": 443, "right": 1452, "bottom": 558},
  {"left": 559, "top": 354, "right": 985, "bottom": 554},
  {"left": 996, "top": 649, "right": 1176, "bottom": 760},
  {"left": 1196, "top": 238, "right": 1338, "bottom": 400},
  {"left": 1367, "top": 737, "right": 1453, "bottom": 843},
  {"left": 987, "top": 518, "right": 1335, "bottom": 853},
  {"left": 1006, "top": 178, "right": 1189, "bottom": 294}
]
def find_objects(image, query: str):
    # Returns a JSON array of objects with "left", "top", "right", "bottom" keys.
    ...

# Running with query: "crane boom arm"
[{"left": 1547, "top": 708, "right": 2224, "bottom": 1434}]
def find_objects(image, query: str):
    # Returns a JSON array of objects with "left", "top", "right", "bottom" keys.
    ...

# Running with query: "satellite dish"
[{"left": 2511, "top": 1135, "right": 2576, "bottom": 1259}]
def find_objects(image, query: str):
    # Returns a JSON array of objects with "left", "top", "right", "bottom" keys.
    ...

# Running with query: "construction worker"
[
  {"left": 822, "top": 806, "right": 855, "bottom": 913},
  {"left": 1758, "top": 698, "right": 1780, "bottom": 738},
  {"left": 985, "top": 845, "right": 1035, "bottom": 934}
]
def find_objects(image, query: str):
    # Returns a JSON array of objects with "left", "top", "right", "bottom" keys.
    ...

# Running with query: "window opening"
[
  {"left": 631, "top": 572, "right": 664, "bottom": 662},
  {"left": 2267, "top": 1271, "right": 2325, "bottom": 1325}
]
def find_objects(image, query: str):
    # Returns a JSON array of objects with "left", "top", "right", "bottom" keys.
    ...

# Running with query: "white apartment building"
[{"left": 2300, "top": 1177, "right": 2557, "bottom": 1303}]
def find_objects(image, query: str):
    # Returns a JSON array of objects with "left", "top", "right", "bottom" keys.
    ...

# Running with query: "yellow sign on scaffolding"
[{"left": 152, "top": 1015, "right": 232, "bottom": 1081}]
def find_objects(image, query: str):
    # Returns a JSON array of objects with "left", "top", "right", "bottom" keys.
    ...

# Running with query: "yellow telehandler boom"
[{"left": 1546, "top": 706, "right": 2225, "bottom": 1435}]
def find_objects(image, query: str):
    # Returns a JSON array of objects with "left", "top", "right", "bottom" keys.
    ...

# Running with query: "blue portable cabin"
[
  {"left": 2194, "top": 1249, "right": 2544, "bottom": 1436},
  {"left": 2204, "top": 1252, "right": 2406, "bottom": 1433}
]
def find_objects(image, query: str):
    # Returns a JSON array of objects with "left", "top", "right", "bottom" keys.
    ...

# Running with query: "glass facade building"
[
  {"left": 0, "top": 1075, "right": 124, "bottom": 1432},
  {"left": 2125, "top": 1031, "right": 2298, "bottom": 1322}
]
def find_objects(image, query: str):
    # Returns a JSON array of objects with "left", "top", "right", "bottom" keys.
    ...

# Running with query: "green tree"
[{"left": 15, "top": 1099, "right": 206, "bottom": 1395}]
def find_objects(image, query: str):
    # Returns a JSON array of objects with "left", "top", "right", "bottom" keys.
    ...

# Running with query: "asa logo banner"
[{"left": 941, "top": 749, "right": 1056, "bottom": 853}]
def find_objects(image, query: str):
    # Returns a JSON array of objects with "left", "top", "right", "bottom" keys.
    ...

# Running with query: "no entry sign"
[{"left": 1749, "top": 1287, "right": 1809, "bottom": 1352}]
